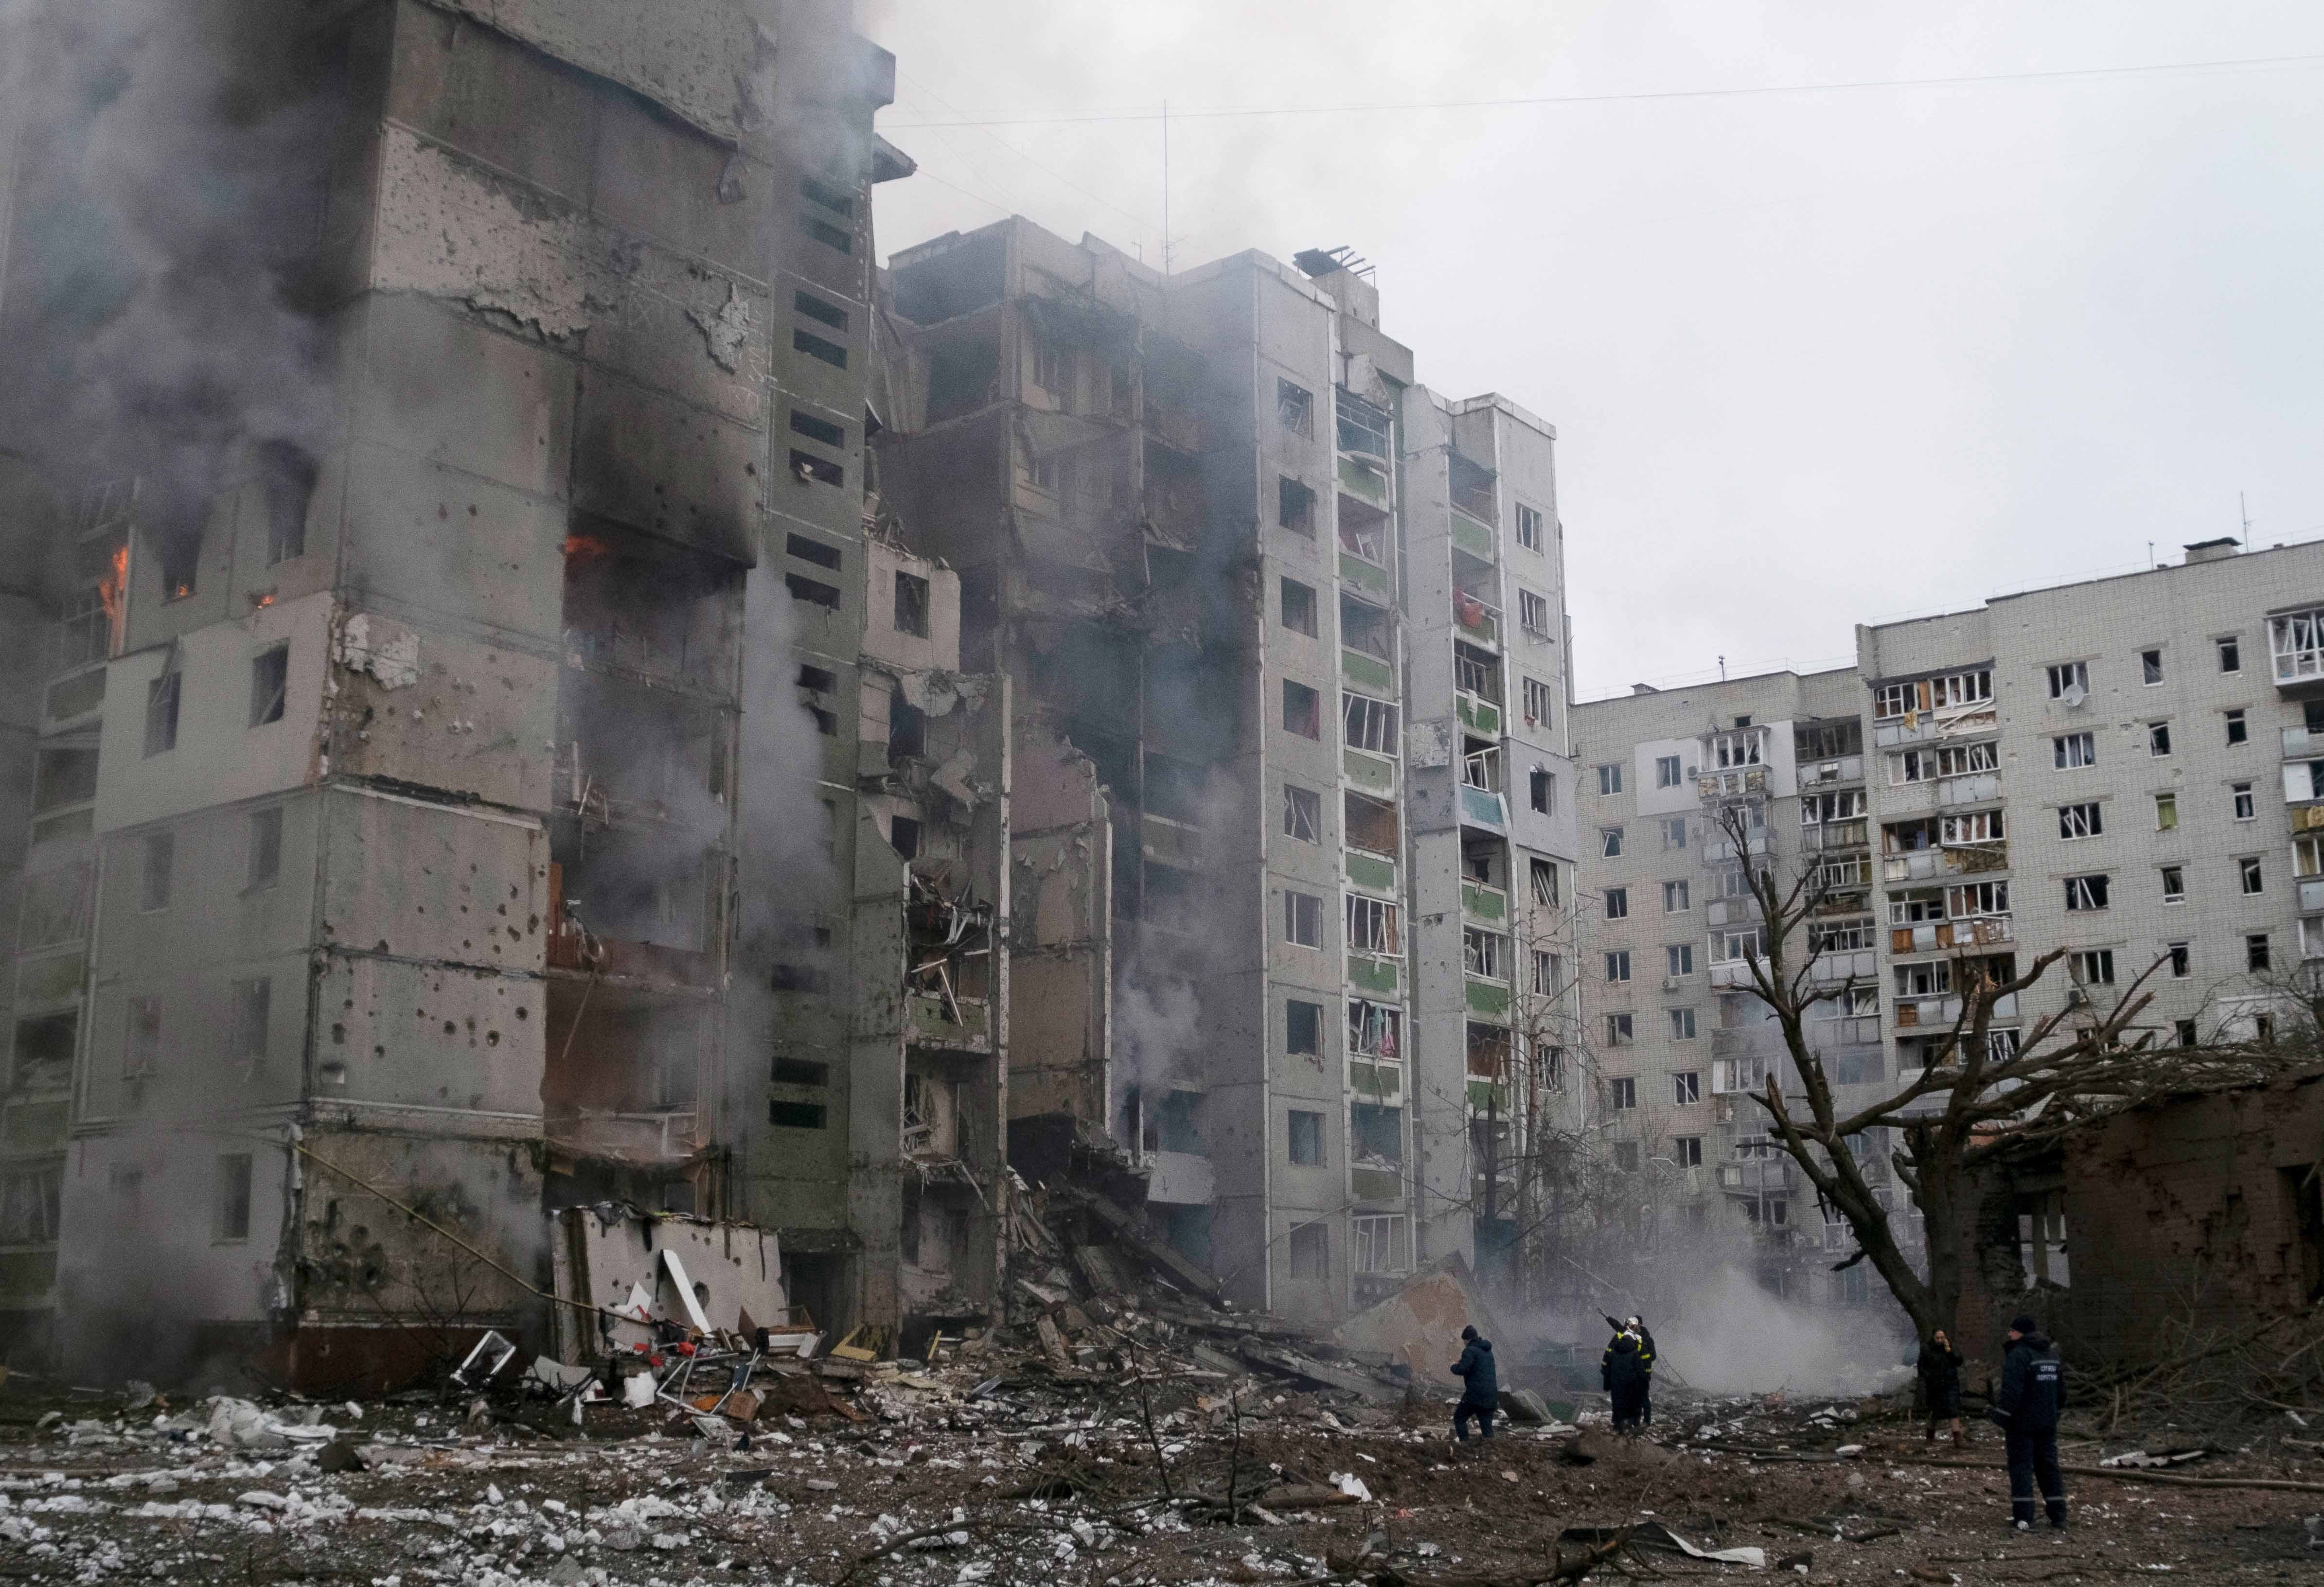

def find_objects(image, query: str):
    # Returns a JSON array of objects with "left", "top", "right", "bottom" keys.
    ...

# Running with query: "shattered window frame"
[
  {"left": 1281, "top": 782, "right": 1321, "bottom": 843},
  {"left": 1276, "top": 378, "right": 1315, "bottom": 439},
  {"left": 893, "top": 571, "right": 930, "bottom": 637}
]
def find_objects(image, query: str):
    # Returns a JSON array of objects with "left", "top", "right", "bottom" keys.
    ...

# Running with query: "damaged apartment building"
[
  {"left": 874, "top": 221, "right": 1583, "bottom": 1323},
  {"left": 1571, "top": 536, "right": 2324, "bottom": 1319},
  {"left": 0, "top": 0, "right": 1012, "bottom": 1375}
]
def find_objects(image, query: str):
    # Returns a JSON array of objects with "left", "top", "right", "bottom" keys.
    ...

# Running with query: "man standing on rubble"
[
  {"left": 1450, "top": 1324, "right": 1498, "bottom": 1445},
  {"left": 1990, "top": 1313, "right": 2067, "bottom": 1532},
  {"left": 1601, "top": 1326, "right": 1650, "bottom": 1434}
]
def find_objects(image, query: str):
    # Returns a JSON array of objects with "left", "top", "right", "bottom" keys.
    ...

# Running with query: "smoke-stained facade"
[{"left": 0, "top": 0, "right": 1011, "bottom": 1377}]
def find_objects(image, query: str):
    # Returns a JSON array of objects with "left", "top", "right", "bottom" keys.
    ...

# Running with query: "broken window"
[
  {"left": 0, "top": 1166, "right": 60, "bottom": 1247},
  {"left": 1530, "top": 951, "right": 1561, "bottom": 997},
  {"left": 769, "top": 1100, "right": 829, "bottom": 1129},
  {"left": 1518, "top": 589, "right": 1551, "bottom": 638},
  {"left": 248, "top": 807, "right": 282, "bottom": 891},
  {"left": 1461, "top": 740, "right": 1500, "bottom": 791},
  {"left": 1276, "top": 378, "right": 1314, "bottom": 439},
  {"left": 1337, "top": 497, "right": 1386, "bottom": 564},
  {"left": 1282, "top": 783, "right": 1321, "bottom": 843},
  {"left": 2070, "top": 949, "right": 2115, "bottom": 986},
  {"left": 1671, "top": 1008, "right": 1698, "bottom": 1040},
  {"left": 2141, "top": 648, "right": 2165, "bottom": 685},
  {"left": 140, "top": 831, "right": 174, "bottom": 913},
  {"left": 1604, "top": 887, "right": 1628, "bottom": 920},
  {"left": 2158, "top": 864, "right": 2186, "bottom": 903},
  {"left": 1287, "top": 1220, "right": 1329, "bottom": 1282},
  {"left": 1277, "top": 476, "right": 1316, "bottom": 535},
  {"left": 1873, "top": 670, "right": 1992, "bottom": 721},
  {"left": 2045, "top": 661, "right": 2088, "bottom": 699},
  {"left": 790, "top": 449, "right": 843, "bottom": 488},
  {"left": 144, "top": 672, "right": 180, "bottom": 757},
  {"left": 2249, "top": 933, "right": 2272, "bottom": 971},
  {"left": 893, "top": 571, "right": 930, "bottom": 637},
  {"left": 1531, "top": 857, "right": 1560, "bottom": 906},
  {"left": 2053, "top": 731, "right": 2096, "bottom": 768},
  {"left": 1711, "top": 1056, "right": 1767, "bottom": 1094},
  {"left": 1342, "top": 594, "right": 1393, "bottom": 661},
  {"left": 2063, "top": 873, "right": 2110, "bottom": 911},
  {"left": 248, "top": 644, "right": 288, "bottom": 727},
  {"left": 2224, "top": 707, "right": 2248, "bottom": 746},
  {"left": 1453, "top": 640, "right": 1499, "bottom": 700},
  {"left": 1280, "top": 577, "right": 1317, "bottom": 636},
  {"left": 124, "top": 995, "right": 161, "bottom": 1077},
  {"left": 1891, "top": 741, "right": 1995, "bottom": 782},
  {"left": 1346, "top": 894, "right": 1400, "bottom": 955},
  {"left": 890, "top": 815, "right": 921, "bottom": 860},
  {"left": 1662, "top": 879, "right": 1690, "bottom": 913},
  {"left": 1349, "top": 1102, "right": 1403, "bottom": 1167},
  {"left": 1343, "top": 693, "right": 1397, "bottom": 754},
  {"left": 1348, "top": 1000, "right": 1401, "bottom": 1059},
  {"left": 1032, "top": 341, "right": 1068, "bottom": 398},
  {"left": 2233, "top": 782, "right": 2256, "bottom": 820},
  {"left": 1596, "top": 763, "right": 1623, "bottom": 795},
  {"left": 1606, "top": 1076, "right": 1637, "bottom": 1110},
  {"left": 785, "top": 573, "right": 841, "bottom": 611},
  {"left": 1283, "top": 889, "right": 1322, "bottom": 948},
  {"left": 230, "top": 978, "right": 270, "bottom": 1065},
  {"left": 1288, "top": 1109, "right": 1324, "bottom": 1166},
  {"left": 1515, "top": 502, "right": 1544, "bottom": 551},
  {"left": 1344, "top": 789, "right": 1398, "bottom": 854},
  {"left": 1334, "top": 390, "right": 1389, "bottom": 458},
  {"left": 1283, "top": 680, "right": 1322, "bottom": 739},
  {"left": 1522, "top": 676, "right": 1555, "bottom": 729},
  {"left": 1600, "top": 826, "right": 1623, "bottom": 858},
  {"left": 1712, "top": 929, "right": 1761, "bottom": 963},
  {"left": 2057, "top": 802, "right": 2102, "bottom": 839},
  {"left": 1463, "top": 927, "right": 1506, "bottom": 979},
  {"left": 1604, "top": 951, "right": 1631, "bottom": 983},
  {"left": 256, "top": 440, "right": 315, "bottom": 565},
  {"left": 2147, "top": 721, "right": 2172, "bottom": 757},
  {"left": 794, "top": 291, "right": 848, "bottom": 333},
  {"left": 1652, "top": 754, "right": 1682, "bottom": 789},
  {"left": 2241, "top": 855, "right": 2265, "bottom": 895},
  {"left": 793, "top": 327, "right": 848, "bottom": 368},
  {"left": 888, "top": 689, "right": 926, "bottom": 764},
  {"left": 1158, "top": 1091, "right": 1204, "bottom": 1154},
  {"left": 1528, "top": 767, "right": 1552, "bottom": 814},
  {"left": 214, "top": 1153, "right": 252, "bottom": 1243}
]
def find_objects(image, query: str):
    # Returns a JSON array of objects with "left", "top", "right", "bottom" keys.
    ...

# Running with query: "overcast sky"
[{"left": 861, "top": 3, "right": 2324, "bottom": 700}]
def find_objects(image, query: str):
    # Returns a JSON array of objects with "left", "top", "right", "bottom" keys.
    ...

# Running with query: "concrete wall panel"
[
  {"left": 328, "top": 613, "right": 560, "bottom": 812},
  {"left": 313, "top": 952, "right": 544, "bottom": 1111},
  {"left": 319, "top": 789, "right": 547, "bottom": 973}
]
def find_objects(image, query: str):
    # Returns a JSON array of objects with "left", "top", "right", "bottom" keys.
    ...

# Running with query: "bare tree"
[{"left": 1708, "top": 798, "right": 2292, "bottom": 1342}]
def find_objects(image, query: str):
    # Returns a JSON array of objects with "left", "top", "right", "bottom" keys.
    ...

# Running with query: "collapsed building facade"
[
  {"left": 875, "top": 222, "right": 1584, "bottom": 1323},
  {"left": 1569, "top": 537, "right": 2324, "bottom": 1322},
  {"left": 0, "top": 0, "right": 1015, "bottom": 1376}
]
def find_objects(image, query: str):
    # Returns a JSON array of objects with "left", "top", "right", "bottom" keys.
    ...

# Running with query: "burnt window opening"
[
  {"left": 790, "top": 449, "right": 843, "bottom": 488},
  {"left": 1144, "top": 753, "right": 1205, "bottom": 824},
  {"left": 11, "top": 1010, "right": 78, "bottom": 1090},
  {"left": 1157, "top": 1090, "right": 1204, "bottom": 1155},
  {"left": 248, "top": 643, "right": 288, "bottom": 727},
  {"left": 773, "top": 1057, "right": 831, "bottom": 1086},
  {"left": 798, "top": 664, "right": 839, "bottom": 693},
  {"left": 33, "top": 745, "right": 98, "bottom": 812},
  {"left": 786, "top": 574, "right": 841, "bottom": 610},
  {"left": 1283, "top": 680, "right": 1322, "bottom": 739},
  {"left": 769, "top": 1099, "right": 829, "bottom": 1129},
  {"left": 893, "top": 571, "right": 930, "bottom": 637},
  {"left": 1350, "top": 1101, "right": 1403, "bottom": 1167},
  {"left": 772, "top": 919, "right": 834, "bottom": 995},
  {"left": 794, "top": 327, "right": 849, "bottom": 368},
  {"left": 800, "top": 214, "right": 852, "bottom": 255},
  {"left": 807, "top": 706, "right": 837, "bottom": 736},
  {"left": 786, "top": 533, "right": 844, "bottom": 571},
  {"left": 1278, "top": 476, "right": 1316, "bottom": 535},
  {"left": 801, "top": 174, "right": 855, "bottom": 219},
  {"left": 213, "top": 1153, "right": 252, "bottom": 1243},
  {"left": 1286, "top": 999, "right": 1323, "bottom": 1056},
  {"left": 889, "top": 690, "right": 927, "bottom": 764},
  {"left": 1288, "top": 1109, "right": 1324, "bottom": 1166},
  {"left": 1345, "top": 789, "right": 1398, "bottom": 855},
  {"left": 1280, "top": 577, "right": 1317, "bottom": 637},
  {"left": 1341, "top": 593, "right": 1392, "bottom": 662},
  {"left": 144, "top": 671, "right": 181, "bottom": 757},
  {"left": 257, "top": 440, "right": 316, "bottom": 565},
  {"left": 892, "top": 233, "right": 1005, "bottom": 324},
  {"left": 0, "top": 1165, "right": 60, "bottom": 1247},
  {"left": 890, "top": 815, "right": 921, "bottom": 860},
  {"left": 789, "top": 408, "right": 847, "bottom": 448},
  {"left": 154, "top": 532, "right": 200, "bottom": 602},
  {"left": 231, "top": 977, "right": 270, "bottom": 1062},
  {"left": 925, "top": 336, "right": 1002, "bottom": 423},
  {"left": 1288, "top": 1221, "right": 1328, "bottom": 1282},
  {"left": 564, "top": 522, "right": 744, "bottom": 689},
  {"left": 794, "top": 290, "right": 849, "bottom": 332}
]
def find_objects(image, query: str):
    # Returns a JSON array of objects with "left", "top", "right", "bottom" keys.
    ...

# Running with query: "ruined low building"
[
  {"left": 0, "top": 0, "right": 1010, "bottom": 1378},
  {"left": 874, "top": 220, "right": 1583, "bottom": 1323}
]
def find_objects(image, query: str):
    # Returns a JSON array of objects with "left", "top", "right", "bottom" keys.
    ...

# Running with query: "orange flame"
[
  {"left": 97, "top": 546, "right": 127, "bottom": 656},
  {"left": 563, "top": 534, "right": 616, "bottom": 563},
  {"left": 253, "top": 591, "right": 275, "bottom": 608}
]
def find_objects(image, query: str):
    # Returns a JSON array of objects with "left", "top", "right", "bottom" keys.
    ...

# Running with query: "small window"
[
  {"left": 1283, "top": 680, "right": 1321, "bottom": 739},
  {"left": 1286, "top": 1000, "right": 1323, "bottom": 1056},
  {"left": 1604, "top": 887, "right": 1629, "bottom": 920},
  {"left": 230, "top": 977, "right": 271, "bottom": 1063},
  {"left": 789, "top": 408, "right": 847, "bottom": 448},
  {"left": 1667, "top": 943, "right": 1694, "bottom": 976},
  {"left": 1287, "top": 1220, "right": 1329, "bottom": 1282},
  {"left": 1282, "top": 784, "right": 1320, "bottom": 842},
  {"left": 2161, "top": 864, "right": 2185, "bottom": 902},
  {"left": 1522, "top": 676, "right": 1554, "bottom": 728},
  {"left": 1609, "top": 1076, "right": 1637, "bottom": 1109},
  {"left": 140, "top": 831, "right": 174, "bottom": 913},
  {"left": 2232, "top": 783, "right": 2255, "bottom": 821},
  {"left": 786, "top": 574, "right": 840, "bottom": 610},
  {"left": 2045, "top": 661, "right": 2088, "bottom": 699},
  {"left": 1283, "top": 889, "right": 1322, "bottom": 948},
  {"left": 1515, "top": 502, "right": 1543, "bottom": 551},
  {"left": 1662, "top": 817, "right": 1688, "bottom": 849},
  {"left": 785, "top": 532, "right": 843, "bottom": 570},
  {"left": 2166, "top": 942, "right": 2190, "bottom": 979},
  {"left": 1597, "top": 763, "right": 1624, "bottom": 795},
  {"left": 2057, "top": 802, "right": 2102, "bottom": 839},
  {"left": 801, "top": 174, "right": 855, "bottom": 219},
  {"left": 2225, "top": 709, "right": 2247, "bottom": 746},
  {"left": 1664, "top": 880, "right": 1690, "bottom": 912},
  {"left": 800, "top": 213, "right": 852, "bottom": 255},
  {"left": 1288, "top": 1110, "right": 1324, "bottom": 1166},
  {"left": 1675, "top": 1136, "right": 1703, "bottom": 1168},
  {"left": 1277, "top": 476, "right": 1316, "bottom": 535},
  {"left": 2217, "top": 635, "right": 2242, "bottom": 673},
  {"left": 2053, "top": 732, "right": 2095, "bottom": 769},
  {"left": 798, "top": 664, "right": 838, "bottom": 694},
  {"left": 893, "top": 571, "right": 930, "bottom": 637},
  {"left": 2148, "top": 721, "right": 2172, "bottom": 757},
  {"left": 1529, "top": 858, "right": 1559, "bottom": 906},
  {"left": 2240, "top": 856, "right": 2263, "bottom": 895},
  {"left": 2141, "top": 649, "right": 2164, "bottom": 685},
  {"left": 247, "top": 807, "right": 283, "bottom": 891},
  {"left": 2070, "top": 949, "right": 2116, "bottom": 986},
  {"left": 2247, "top": 933, "right": 2271, "bottom": 972},
  {"left": 1655, "top": 754, "right": 1682, "bottom": 789},
  {"left": 213, "top": 1153, "right": 252, "bottom": 1243},
  {"left": 1280, "top": 578, "right": 1317, "bottom": 637},
  {"left": 769, "top": 1100, "right": 829, "bottom": 1129},
  {"left": 1528, "top": 767, "right": 1552, "bottom": 814},
  {"left": 792, "top": 325, "right": 849, "bottom": 367},
  {"left": 890, "top": 815, "right": 920, "bottom": 860},
  {"left": 1032, "top": 341, "right": 1067, "bottom": 397},
  {"left": 1670, "top": 1008, "right": 1697, "bottom": 1040},
  {"left": 790, "top": 449, "right": 843, "bottom": 487},
  {"left": 773, "top": 1058, "right": 831, "bottom": 1087},
  {"left": 2155, "top": 791, "right": 2178, "bottom": 830},
  {"left": 2064, "top": 873, "right": 2110, "bottom": 911},
  {"left": 1604, "top": 950, "right": 1631, "bottom": 982},
  {"left": 794, "top": 290, "right": 849, "bottom": 331},
  {"left": 242, "top": 644, "right": 289, "bottom": 728},
  {"left": 1674, "top": 1071, "right": 1701, "bottom": 1104},
  {"left": 1530, "top": 950, "right": 1560, "bottom": 995},
  {"left": 144, "top": 672, "right": 181, "bottom": 757},
  {"left": 1518, "top": 589, "right": 1551, "bottom": 637},
  {"left": 1612, "top": 1141, "right": 1640, "bottom": 1173},
  {"left": 260, "top": 441, "right": 315, "bottom": 564},
  {"left": 1276, "top": 378, "right": 1314, "bottom": 438},
  {"left": 2175, "top": 1018, "right": 2200, "bottom": 1047},
  {"left": 1605, "top": 1013, "right": 1633, "bottom": 1045},
  {"left": 1601, "top": 827, "right": 1624, "bottom": 858}
]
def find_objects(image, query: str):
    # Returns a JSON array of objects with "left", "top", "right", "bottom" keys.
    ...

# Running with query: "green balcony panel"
[
  {"left": 1348, "top": 955, "right": 1400, "bottom": 996},
  {"left": 1338, "top": 456, "right": 1387, "bottom": 505},
  {"left": 1350, "top": 1167, "right": 1404, "bottom": 1206},
  {"left": 1455, "top": 695, "right": 1501, "bottom": 736},
  {"left": 1457, "top": 785, "right": 1505, "bottom": 829},
  {"left": 1344, "top": 748, "right": 1395, "bottom": 793},
  {"left": 1346, "top": 851, "right": 1395, "bottom": 893},
  {"left": 1460, "top": 882, "right": 1507, "bottom": 923},
  {"left": 1464, "top": 976, "right": 1510, "bottom": 1017},
  {"left": 1339, "top": 552, "right": 1389, "bottom": 594},
  {"left": 1348, "top": 1060, "right": 1402, "bottom": 1100},
  {"left": 1466, "top": 1078, "right": 1514, "bottom": 1112},
  {"left": 1342, "top": 649, "right": 1393, "bottom": 692},
  {"left": 1451, "top": 513, "right": 1495, "bottom": 560}
]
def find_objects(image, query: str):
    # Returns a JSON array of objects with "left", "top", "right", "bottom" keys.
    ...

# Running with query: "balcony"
[
  {"left": 1708, "top": 957, "right": 1762, "bottom": 990},
  {"left": 1799, "top": 754, "right": 1865, "bottom": 785},
  {"left": 1889, "top": 917, "right": 2014, "bottom": 954},
  {"left": 1704, "top": 830, "right": 1769, "bottom": 862},
  {"left": 1338, "top": 454, "right": 1388, "bottom": 507},
  {"left": 1464, "top": 977, "right": 1510, "bottom": 1018},
  {"left": 1460, "top": 879, "right": 1508, "bottom": 924},
  {"left": 1718, "top": 1157, "right": 1797, "bottom": 1197},
  {"left": 1347, "top": 848, "right": 1396, "bottom": 894},
  {"left": 1348, "top": 954, "right": 1401, "bottom": 997},
  {"left": 909, "top": 989, "right": 992, "bottom": 1049},
  {"left": 1883, "top": 843, "right": 2008, "bottom": 882},
  {"left": 1342, "top": 646, "right": 1394, "bottom": 693},
  {"left": 1804, "top": 819, "right": 1869, "bottom": 852},
  {"left": 1873, "top": 709, "right": 1999, "bottom": 747},
  {"left": 1894, "top": 991, "right": 2018, "bottom": 1028},
  {"left": 1698, "top": 766, "right": 1768, "bottom": 801},
  {"left": 1451, "top": 513, "right": 1495, "bottom": 561},
  {"left": 1454, "top": 593, "right": 1502, "bottom": 649},
  {"left": 2298, "top": 877, "right": 2324, "bottom": 914},
  {"left": 1458, "top": 784, "right": 1506, "bottom": 830},
  {"left": 1882, "top": 771, "right": 2002, "bottom": 815},
  {"left": 1345, "top": 746, "right": 1397, "bottom": 796},
  {"left": 547, "top": 1108, "right": 705, "bottom": 1165},
  {"left": 1808, "top": 947, "right": 1879, "bottom": 985},
  {"left": 1455, "top": 689, "right": 1502, "bottom": 736},
  {"left": 2272, "top": 610, "right": 2324, "bottom": 688},
  {"left": 2287, "top": 725, "right": 2324, "bottom": 758}
]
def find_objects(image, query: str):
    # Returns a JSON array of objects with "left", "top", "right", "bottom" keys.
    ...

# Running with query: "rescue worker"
[
  {"left": 1449, "top": 1324, "right": 1498, "bottom": 1445},
  {"left": 1916, "top": 1327, "right": 1967, "bottom": 1445},
  {"left": 1989, "top": 1313, "right": 2066, "bottom": 1532},
  {"left": 1601, "top": 1326, "right": 1651, "bottom": 1433},
  {"left": 1628, "top": 1315, "right": 1658, "bottom": 1425}
]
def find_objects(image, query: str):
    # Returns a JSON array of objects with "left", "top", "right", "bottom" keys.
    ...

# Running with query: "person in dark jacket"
[
  {"left": 1450, "top": 1325, "right": 1498, "bottom": 1443},
  {"left": 1601, "top": 1329, "right": 1651, "bottom": 1433},
  {"left": 1989, "top": 1314, "right": 2066, "bottom": 1531},
  {"left": 1917, "top": 1328, "right": 1966, "bottom": 1445}
]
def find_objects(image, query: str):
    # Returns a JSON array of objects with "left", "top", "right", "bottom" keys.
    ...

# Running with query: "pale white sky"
[{"left": 861, "top": 3, "right": 2324, "bottom": 699}]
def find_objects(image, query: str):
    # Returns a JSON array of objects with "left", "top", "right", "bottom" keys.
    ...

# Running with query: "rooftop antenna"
[
  {"left": 2240, "top": 491, "right": 2252, "bottom": 551},
  {"left": 1718, "top": 654, "right": 1726, "bottom": 681},
  {"left": 1160, "top": 100, "right": 1170, "bottom": 277}
]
